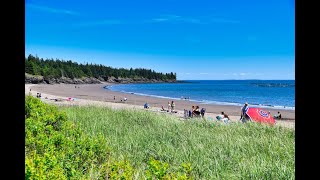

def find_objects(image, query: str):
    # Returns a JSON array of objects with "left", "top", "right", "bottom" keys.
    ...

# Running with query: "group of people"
[
  {"left": 180, "top": 96, "right": 190, "bottom": 100},
  {"left": 36, "top": 92, "right": 42, "bottom": 98},
  {"left": 144, "top": 100, "right": 282, "bottom": 123},
  {"left": 216, "top": 111, "right": 230, "bottom": 123},
  {"left": 144, "top": 101, "right": 176, "bottom": 113},
  {"left": 113, "top": 96, "right": 127, "bottom": 102},
  {"left": 215, "top": 102, "right": 247, "bottom": 123},
  {"left": 184, "top": 105, "right": 206, "bottom": 118},
  {"left": 239, "top": 102, "right": 282, "bottom": 122},
  {"left": 167, "top": 101, "right": 176, "bottom": 113}
]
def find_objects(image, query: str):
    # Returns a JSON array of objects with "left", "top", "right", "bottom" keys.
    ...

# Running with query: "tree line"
[{"left": 25, "top": 54, "right": 176, "bottom": 80}]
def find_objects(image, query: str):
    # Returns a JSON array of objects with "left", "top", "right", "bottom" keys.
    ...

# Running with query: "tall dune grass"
[
  {"left": 26, "top": 96, "right": 193, "bottom": 179},
  {"left": 62, "top": 106, "right": 295, "bottom": 179}
]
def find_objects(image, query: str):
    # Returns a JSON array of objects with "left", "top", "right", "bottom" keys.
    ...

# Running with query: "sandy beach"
[{"left": 25, "top": 83, "right": 295, "bottom": 129}]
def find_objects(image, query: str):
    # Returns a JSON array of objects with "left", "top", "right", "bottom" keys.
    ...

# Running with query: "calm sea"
[{"left": 106, "top": 80, "right": 295, "bottom": 110}]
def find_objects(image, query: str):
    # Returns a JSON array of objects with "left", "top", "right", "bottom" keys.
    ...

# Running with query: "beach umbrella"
[{"left": 245, "top": 107, "right": 276, "bottom": 125}]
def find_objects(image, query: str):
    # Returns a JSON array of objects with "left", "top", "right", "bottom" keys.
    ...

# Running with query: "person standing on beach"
[
  {"left": 113, "top": 96, "right": 116, "bottom": 102},
  {"left": 191, "top": 105, "right": 195, "bottom": 117},
  {"left": 184, "top": 109, "right": 188, "bottom": 118},
  {"left": 240, "top": 102, "right": 249, "bottom": 122},
  {"left": 171, "top": 101, "right": 175, "bottom": 112},
  {"left": 167, "top": 101, "right": 171, "bottom": 112}
]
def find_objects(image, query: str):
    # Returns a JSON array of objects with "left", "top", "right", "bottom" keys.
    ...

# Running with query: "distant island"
[{"left": 25, "top": 54, "right": 178, "bottom": 84}]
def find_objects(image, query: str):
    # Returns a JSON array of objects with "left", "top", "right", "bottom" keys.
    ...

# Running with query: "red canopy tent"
[{"left": 245, "top": 107, "right": 276, "bottom": 125}]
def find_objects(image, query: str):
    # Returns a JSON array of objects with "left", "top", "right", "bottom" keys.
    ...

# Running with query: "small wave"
[
  {"left": 251, "top": 83, "right": 295, "bottom": 88},
  {"left": 118, "top": 91, "right": 182, "bottom": 100}
]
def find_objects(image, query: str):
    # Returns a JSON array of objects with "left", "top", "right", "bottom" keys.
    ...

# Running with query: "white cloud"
[
  {"left": 75, "top": 20, "right": 123, "bottom": 26},
  {"left": 150, "top": 14, "right": 239, "bottom": 24},
  {"left": 27, "top": 4, "right": 79, "bottom": 16},
  {"left": 151, "top": 18, "right": 168, "bottom": 22},
  {"left": 210, "top": 17, "right": 240, "bottom": 24}
]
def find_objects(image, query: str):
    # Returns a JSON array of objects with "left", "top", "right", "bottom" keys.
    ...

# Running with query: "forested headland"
[{"left": 25, "top": 54, "right": 177, "bottom": 84}]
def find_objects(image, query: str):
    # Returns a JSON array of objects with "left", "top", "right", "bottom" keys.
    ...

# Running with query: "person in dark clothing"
[
  {"left": 144, "top": 102, "right": 149, "bottom": 109},
  {"left": 221, "top": 112, "right": 229, "bottom": 119},
  {"left": 274, "top": 111, "right": 282, "bottom": 119},
  {"left": 240, "top": 102, "right": 249, "bottom": 121},
  {"left": 200, "top": 108, "right": 206, "bottom": 118},
  {"left": 193, "top": 106, "right": 201, "bottom": 117}
]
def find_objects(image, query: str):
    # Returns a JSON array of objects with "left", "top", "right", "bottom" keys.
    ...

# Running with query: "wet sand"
[{"left": 26, "top": 83, "right": 295, "bottom": 129}]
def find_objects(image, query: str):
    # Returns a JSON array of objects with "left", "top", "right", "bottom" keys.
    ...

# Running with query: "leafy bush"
[
  {"left": 146, "top": 158, "right": 193, "bottom": 180},
  {"left": 25, "top": 96, "right": 111, "bottom": 179}
]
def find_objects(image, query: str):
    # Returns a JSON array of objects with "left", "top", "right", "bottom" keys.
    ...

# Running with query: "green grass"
[
  {"left": 61, "top": 105, "right": 295, "bottom": 179},
  {"left": 25, "top": 96, "right": 194, "bottom": 179}
]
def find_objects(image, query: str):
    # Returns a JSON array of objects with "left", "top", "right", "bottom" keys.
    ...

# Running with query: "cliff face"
[{"left": 25, "top": 73, "right": 177, "bottom": 84}]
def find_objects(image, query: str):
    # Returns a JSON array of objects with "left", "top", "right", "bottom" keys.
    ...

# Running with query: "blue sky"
[{"left": 25, "top": 0, "right": 295, "bottom": 80}]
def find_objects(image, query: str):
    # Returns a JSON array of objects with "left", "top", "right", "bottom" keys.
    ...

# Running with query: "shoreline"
[
  {"left": 25, "top": 83, "right": 295, "bottom": 129},
  {"left": 103, "top": 85, "right": 295, "bottom": 111}
]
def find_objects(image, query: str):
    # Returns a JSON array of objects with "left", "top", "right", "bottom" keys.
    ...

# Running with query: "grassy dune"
[
  {"left": 25, "top": 95, "right": 294, "bottom": 179},
  {"left": 62, "top": 106, "right": 295, "bottom": 179}
]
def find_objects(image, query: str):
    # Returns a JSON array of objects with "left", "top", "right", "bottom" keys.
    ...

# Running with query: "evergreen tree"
[{"left": 25, "top": 54, "right": 177, "bottom": 81}]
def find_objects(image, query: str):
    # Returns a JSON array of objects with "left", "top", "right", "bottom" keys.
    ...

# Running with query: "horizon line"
[{"left": 178, "top": 79, "right": 295, "bottom": 81}]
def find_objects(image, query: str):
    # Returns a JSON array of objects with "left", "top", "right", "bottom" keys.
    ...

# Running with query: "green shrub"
[
  {"left": 25, "top": 96, "right": 111, "bottom": 179},
  {"left": 145, "top": 158, "right": 193, "bottom": 180}
]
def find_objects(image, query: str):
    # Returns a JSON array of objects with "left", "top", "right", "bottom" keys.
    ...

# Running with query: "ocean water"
[{"left": 106, "top": 80, "right": 295, "bottom": 110}]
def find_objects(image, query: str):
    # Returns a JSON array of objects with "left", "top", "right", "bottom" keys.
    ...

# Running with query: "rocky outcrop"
[
  {"left": 43, "top": 77, "right": 102, "bottom": 84},
  {"left": 25, "top": 73, "right": 178, "bottom": 84},
  {"left": 25, "top": 73, "right": 45, "bottom": 84}
]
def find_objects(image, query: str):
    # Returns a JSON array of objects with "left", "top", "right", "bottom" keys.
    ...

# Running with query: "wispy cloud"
[
  {"left": 27, "top": 4, "right": 79, "bottom": 16},
  {"left": 151, "top": 18, "right": 168, "bottom": 22},
  {"left": 65, "top": 13, "right": 239, "bottom": 27},
  {"left": 75, "top": 20, "right": 123, "bottom": 27},
  {"left": 178, "top": 72, "right": 193, "bottom": 75},
  {"left": 150, "top": 14, "right": 240, "bottom": 24},
  {"left": 209, "top": 17, "right": 240, "bottom": 24},
  {"left": 150, "top": 14, "right": 203, "bottom": 24}
]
